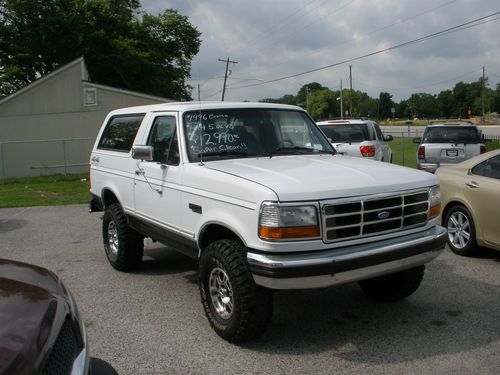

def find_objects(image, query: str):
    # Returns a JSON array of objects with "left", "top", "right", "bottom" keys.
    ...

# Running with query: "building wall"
[{"left": 0, "top": 59, "right": 170, "bottom": 178}]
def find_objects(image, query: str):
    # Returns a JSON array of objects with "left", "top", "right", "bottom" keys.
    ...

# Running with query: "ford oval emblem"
[{"left": 378, "top": 211, "right": 390, "bottom": 219}]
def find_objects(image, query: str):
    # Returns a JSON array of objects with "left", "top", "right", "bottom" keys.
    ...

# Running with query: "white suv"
[
  {"left": 414, "top": 123, "right": 486, "bottom": 173},
  {"left": 317, "top": 119, "right": 393, "bottom": 162},
  {"left": 89, "top": 102, "right": 445, "bottom": 342}
]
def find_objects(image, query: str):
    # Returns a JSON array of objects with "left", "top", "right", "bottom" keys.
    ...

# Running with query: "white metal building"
[{"left": 0, "top": 57, "right": 171, "bottom": 178}]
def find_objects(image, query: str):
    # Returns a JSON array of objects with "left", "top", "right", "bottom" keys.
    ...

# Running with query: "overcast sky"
[{"left": 141, "top": 0, "right": 500, "bottom": 102}]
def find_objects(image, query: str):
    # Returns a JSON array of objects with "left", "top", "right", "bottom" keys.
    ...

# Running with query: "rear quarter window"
[{"left": 98, "top": 114, "right": 145, "bottom": 152}]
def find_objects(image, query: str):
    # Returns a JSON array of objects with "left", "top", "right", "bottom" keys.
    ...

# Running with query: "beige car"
[{"left": 436, "top": 149, "right": 500, "bottom": 256}]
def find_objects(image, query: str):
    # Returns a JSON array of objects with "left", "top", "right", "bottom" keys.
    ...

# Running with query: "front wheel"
[
  {"left": 102, "top": 203, "right": 143, "bottom": 271},
  {"left": 444, "top": 205, "right": 477, "bottom": 256},
  {"left": 358, "top": 266, "right": 425, "bottom": 302},
  {"left": 199, "top": 239, "right": 273, "bottom": 342}
]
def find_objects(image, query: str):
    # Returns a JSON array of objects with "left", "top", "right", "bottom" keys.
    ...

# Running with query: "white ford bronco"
[{"left": 89, "top": 102, "right": 446, "bottom": 342}]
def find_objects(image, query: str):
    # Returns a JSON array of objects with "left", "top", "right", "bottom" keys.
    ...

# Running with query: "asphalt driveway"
[{"left": 1, "top": 205, "right": 499, "bottom": 374}]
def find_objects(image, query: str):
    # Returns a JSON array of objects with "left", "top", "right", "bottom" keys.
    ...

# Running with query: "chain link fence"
[
  {"left": 386, "top": 129, "right": 500, "bottom": 168},
  {"left": 1, "top": 132, "right": 499, "bottom": 179},
  {"left": 0, "top": 138, "right": 95, "bottom": 179}
]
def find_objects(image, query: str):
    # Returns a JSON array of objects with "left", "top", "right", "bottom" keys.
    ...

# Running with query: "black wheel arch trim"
[{"left": 198, "top": 221, "right": 248, "bottom": 252}]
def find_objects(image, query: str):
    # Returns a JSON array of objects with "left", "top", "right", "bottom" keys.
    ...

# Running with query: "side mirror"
[
  {"left": 412, "top": 137, "right": 422, "bottom": 144},
  {"left": 385, "top": 135, "right": 393, "bottom": 142},
  {"left": 132, "top": 145, "right": 153, "bottom": 161}
]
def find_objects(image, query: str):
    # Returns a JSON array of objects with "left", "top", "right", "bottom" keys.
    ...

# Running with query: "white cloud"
[{"left": 142, "top": 0, "right": 500, "bottom": 101}]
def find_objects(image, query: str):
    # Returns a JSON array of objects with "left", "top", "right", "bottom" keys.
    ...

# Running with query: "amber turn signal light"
[
  {"left": 259, "top": 226, "right": 320, "bottom": 239},
  {"left": 429, "top": 204, "right": 441, "bottom": 219}
]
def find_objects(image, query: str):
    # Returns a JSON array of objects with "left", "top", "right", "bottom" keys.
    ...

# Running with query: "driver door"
[{"left": 134, "top": 113, "right": 183, "bottom": 237}]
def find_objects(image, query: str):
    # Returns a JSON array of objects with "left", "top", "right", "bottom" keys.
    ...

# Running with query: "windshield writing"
[{"left": 183, "top": 108, "right": 334, "bottom": 161}]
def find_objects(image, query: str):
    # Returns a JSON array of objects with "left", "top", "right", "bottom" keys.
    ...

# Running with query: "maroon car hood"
[{"left": 0, "top": 259, "right": 65, "bottom": 375}]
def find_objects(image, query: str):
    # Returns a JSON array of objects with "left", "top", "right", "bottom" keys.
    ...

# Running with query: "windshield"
[
  {"left": 423, "top": 126, "right": 481, "bottom": 143},
  {"left": 183, "top": 108, "right": 334, "bottom": 162},
  {"left": 319, "top": 124, "right": 371, "bottom": 143}
]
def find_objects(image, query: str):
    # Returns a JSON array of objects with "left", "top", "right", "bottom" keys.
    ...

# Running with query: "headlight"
[
  {"left": 259, "top": 202, "right": 320, "bottom": 240},
  {"left": 429, "top": 185, "right": 441, "bottom": 219}
]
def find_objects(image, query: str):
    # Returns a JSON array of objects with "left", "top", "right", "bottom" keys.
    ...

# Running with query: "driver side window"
[
  {"left": 147, "top": 116, "right": 179, "bottom": 165},
  {"left": 471, "top": 155, "right": 500, "bottom": 179}
]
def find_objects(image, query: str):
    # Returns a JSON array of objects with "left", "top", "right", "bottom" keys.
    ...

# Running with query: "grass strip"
[{"left": 0, "top": 174, "right": 89, "bottom": 208}]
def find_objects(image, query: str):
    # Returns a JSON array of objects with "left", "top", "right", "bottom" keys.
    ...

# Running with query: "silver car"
[
  {"left": 414, "top": 123, "right": 486, "bottom": 173},
  {"left": 317, "top": 119, "right": 393, "bottom": 162}
]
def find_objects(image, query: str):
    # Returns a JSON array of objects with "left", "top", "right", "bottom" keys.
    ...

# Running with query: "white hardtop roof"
[
  {"left": 316, "top": 119, "right": 373, "bottom": 125},
  {"left": 108, "top": 101, "right": 304, "bottom": 116}
]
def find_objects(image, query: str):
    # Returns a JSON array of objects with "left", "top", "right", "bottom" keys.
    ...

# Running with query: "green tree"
[
  {"left": 437, "top": 90, "right": 453, "bottom": 118},
  {"left": 357, "top": 91, "right": 377, "bottom": 119},
  {"left": 296, "top": 82, "right": 326, "bottom": 108},
  {"left": 308, "top": 88, "right": 337, "bottom": 120},
  {"left": 0, "top": 0, "right": 201, "bottom": 99},
  {"left": 378, "top": 92, "right": 393, "bottom": 119},
  {"left": 494, "top": 83, "right": 500, "bottom": 113}
]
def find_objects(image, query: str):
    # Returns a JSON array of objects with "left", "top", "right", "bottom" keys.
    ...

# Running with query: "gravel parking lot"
[{"left": 1, "top": 204, "right": 499, "bottom": 375}]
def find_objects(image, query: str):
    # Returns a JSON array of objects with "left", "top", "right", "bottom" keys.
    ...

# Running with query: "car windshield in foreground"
[
  {"left": 423, "top": 126, "right": 481, "bottom": 144},
  {"left": 319, "top": 124, "right": 370, "bottom": 143},
  {"left": 183, "top": 108, "right": 335, "bottom": 162}
]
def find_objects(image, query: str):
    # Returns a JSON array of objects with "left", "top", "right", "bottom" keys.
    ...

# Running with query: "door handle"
[
  {"left": 91, "top": 156, "right": 100, "bottom": 163},
  {"left": 465, "top": 181, "right": 479, "bottom": 189}
]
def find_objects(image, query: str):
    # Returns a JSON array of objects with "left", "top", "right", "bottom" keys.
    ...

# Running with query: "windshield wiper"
[
  {"left": 199, "top": 150, "right": 249, "bottom": 157},
  {"left": 199, "top": 150, "right": 273, "bottom": 158},
  {"left": 274, "top": 146, "right": 335, "bottom": 155}
]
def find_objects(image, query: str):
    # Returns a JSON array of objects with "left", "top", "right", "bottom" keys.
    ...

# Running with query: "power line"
[
  {"left": 255, "top": 0, "right": 356, "bottom": 53},
  {"left": 355, "top": 68, "right": 482, "bottom": 91},
  {"left": 267, "top": 0, "right": 458, "bottom": 72},
  {"left": 247, "top": 0, "right": 323, "bottom": 48},
  {"left": 228, "top": 11, "right": 500, "bottom": 92},
  {"left": 324, "top": 0, "right": 459, "bottom": 51}
]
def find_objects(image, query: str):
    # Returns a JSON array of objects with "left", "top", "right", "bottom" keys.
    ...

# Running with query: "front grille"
[
  {"left": 322, "top": 189, "right": 429, "bottom": 243},
  {"left": 41, "top": 319, "right": 79, "bottom": 375}
]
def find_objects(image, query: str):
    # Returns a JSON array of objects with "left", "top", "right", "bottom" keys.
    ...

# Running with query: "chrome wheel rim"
[
  {"left": 107, "top": 221, "right": 119, "bottom": 255},
  {"left": 209, "top": 267, "right": 234, "bottom": 320},
  {"left": 447, "top": 211, "right": 471, "bottom": 249}
]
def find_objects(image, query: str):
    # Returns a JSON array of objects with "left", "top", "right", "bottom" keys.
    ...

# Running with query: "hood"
[
  {"left": 0, "top": 259, "right": 66, "bottom": 375},
  {"left": 205, "top": 154, "right": 438, "bottom": 201}
]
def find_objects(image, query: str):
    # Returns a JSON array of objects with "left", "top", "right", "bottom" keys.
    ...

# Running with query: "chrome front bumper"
[
  {"left": 417, "top": 162, "right": 439, "bottom": 173},
  {"left": 247, "top": 225, "right": 446, "bottom": 290}
]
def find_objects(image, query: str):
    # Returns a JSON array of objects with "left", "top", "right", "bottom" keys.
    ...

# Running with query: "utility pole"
[
  {"left": 482, "top": 66, "right": 485, "bottom": 124},
  {"left": 340, "top": 79, "right": 344, "bottom": 119},
  {"left": 218, "top": 57, "right": 238, "bottom": 101},
  {"left": 349, "top": 65, "right": 353, "bottom": 118}
]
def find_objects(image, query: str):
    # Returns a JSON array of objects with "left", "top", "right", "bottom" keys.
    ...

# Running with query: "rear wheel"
[
  {"left": 102, "top": 203, "right": 143, "bottom": 271},
  {"left": 199, "top": 239, "right": 273, "bottom": 342},
  {"left": 445, "top": 205, "right": 477, "bottom": 256},
  {"left": 358, "top": 266, "right": 425, "bottom": 302}
]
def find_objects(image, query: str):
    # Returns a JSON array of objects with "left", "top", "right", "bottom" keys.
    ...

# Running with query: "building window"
[{"left": 83, "top": 88, "right": 97, "bottom": 106}]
